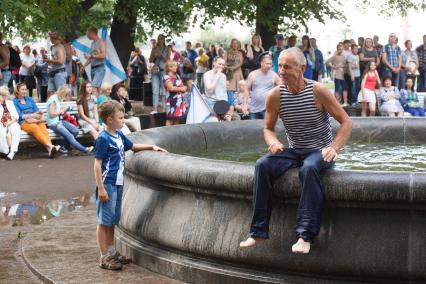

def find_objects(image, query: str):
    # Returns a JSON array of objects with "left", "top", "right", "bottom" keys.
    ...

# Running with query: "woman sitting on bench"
[
  {"left": 77, "top": 81, "right": 100, "bottom": 140},
  {"left": 0, "top": 86, "right": 21, "bottom": 160},
  {"left": 13, "top": 83, "right": 60, "bottom": 158},
  {"left": 46, "top": 85, "right": 94, "bottom": 155}
]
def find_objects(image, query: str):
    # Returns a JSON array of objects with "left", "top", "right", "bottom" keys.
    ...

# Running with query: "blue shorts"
[
  {"left": 334, "top": 78, "right": 348, "bottom": 94},
  {"left": 47, "top": 71, "right": 67, "bottom": 92},
  {"left": 91, "top": 65, "right": 106, "bottom": 88},
  {"left": 96, "top": 184, "right": 123, "bottom": 226}
]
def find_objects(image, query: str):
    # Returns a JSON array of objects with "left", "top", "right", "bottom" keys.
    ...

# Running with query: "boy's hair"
[
  {"left": 99, "top": 100, "right": 125, "bottom": 124},
  {"left": 351, "top": 44, "right": 358, "bottom": 50}
]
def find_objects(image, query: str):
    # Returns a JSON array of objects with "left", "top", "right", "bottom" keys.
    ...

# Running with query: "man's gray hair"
[{"left": 279, "top": 47, "right": 307, "bottom": 66}]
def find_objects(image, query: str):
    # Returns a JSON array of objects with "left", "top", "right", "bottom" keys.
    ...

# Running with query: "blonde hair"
[
  {"left": 56, "top": 85, "right": 71, "bottom": 100},
  {"left": 0, "top": 86, "right": 9, "bottom": 99},
  {"left": 165, "top": 60, "right": 178, "bottom": 73},
  {"left": 101, "top": 82, "right": 113, "bottom": 94}
]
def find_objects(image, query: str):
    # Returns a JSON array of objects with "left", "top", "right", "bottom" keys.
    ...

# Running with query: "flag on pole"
[
  {"left": 186, "top": 85, "right": 218, "bottom": 124},
  {"left": 71, "top": 27, "right": 127, "bottom": 86}
]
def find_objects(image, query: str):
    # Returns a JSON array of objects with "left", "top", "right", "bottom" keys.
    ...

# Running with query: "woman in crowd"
[
  {"left": 46, "top": 85, "right": 93, "bottom": 154},
  {"left": 358, "top": 61, "right": 381, "bottom": 117},
  {"left": 111, "top": 83, "right": 141, "bottom": 132},
  {"left": 11, "top": 46, "right": 21, "bottom": 87},
  {"left": 19, "top": 45, "right": 36, "bottom": 98},
  {"left": 77, "top": 81, "right": 100, "bottom": 140},
  {"left": 35, "top": 48, "right": 49, "bottom": 102},
  {"left": 13, "top": 83, "right": 60, "bottom": 158},
  {"left": 380, "top": 76, "right": 404, "bottom": 117},
  {"left": 97, "top": 82, "right": 112, "bottom": 106},
  {"left": 0, "top": 86, "right": 21, "bottom": 160},
  {"left": 149, "top": 34, "right": 168, "bottom": 114},
  {"left": 359, "top": 38, "right": 380, "bottom": 76},
  {"left": 400, "top": 40, "right": 419, "bottom": 89},
  {"left": 399, "top": 77, "right": 425, "bottom": 116},
  {"left": 163, "top": 60, "right": 187, "bottom": 126},
  {"left": 128, "top": 47, "right": 147, "bottom": 101},
  {"left": 224, "top": 39, "right": 244, "bottom": 93},
  {"left": 245, "top": 34, "right": 264, "bottom": 74},
  {"left": 301, "top": 35, "right": 315, "bottom": 80},
  {"left": 167, "top": 41, "right": 181, "bottom": 63},
  {"left": 195, "top": 48, "right": 209, "bottom": 93}
]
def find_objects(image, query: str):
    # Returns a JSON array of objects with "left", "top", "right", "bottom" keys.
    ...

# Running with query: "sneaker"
[
  {"left": 150, "top": 110, "right": 158, "bottom": 115},
  {"left": 112, "top": 251, "right": 132, "bottom": 265},
  {"left": 100, "top": 254, "right": 122, "bottom": 270},
  {"left": 58, "top": 146, "right": 68, "bottom": 154},
  {"left": 341, "top": 103, "right": 349, "bottom": 107},
  {"left": 86, "top": 146, "right": 94, "bottom": 154},
  {"left": 48, "top": 146, "right": 58, "bottom": 159}
]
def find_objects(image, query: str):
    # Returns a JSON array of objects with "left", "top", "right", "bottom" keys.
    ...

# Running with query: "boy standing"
[{"left": 94, "top": 101, "right": 166, "bottom": 270}]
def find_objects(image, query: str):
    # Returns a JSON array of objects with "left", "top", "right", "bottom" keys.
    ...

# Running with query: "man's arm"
[
  {"left": 264, "top": 86, "right": 284, "bottom": 154},
  {"left": 204, "top": 72, "right": 220, "bottom": 93},
  {"left": 314, "top": 84, "right": 352, "bottom": 153},
  {"left": 242, "top": 72, "right": 254, "bottom": 114},
  {"left": 381, "top": 51, "right": 392, "bottom": 69}
]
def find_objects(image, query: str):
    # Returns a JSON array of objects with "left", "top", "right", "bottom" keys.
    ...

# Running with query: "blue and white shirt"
[{"left": 94, "top": 130, "right": 134, "bottom": 186}]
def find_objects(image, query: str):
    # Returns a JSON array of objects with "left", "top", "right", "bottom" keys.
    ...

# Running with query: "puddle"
[{"left": 0, "top": 193, "right": 94, "bottom": 228}]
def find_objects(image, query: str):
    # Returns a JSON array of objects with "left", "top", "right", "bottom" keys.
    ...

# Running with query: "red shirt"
[{"left": 364, "top": 72, "right": 377, "bottom": 91}]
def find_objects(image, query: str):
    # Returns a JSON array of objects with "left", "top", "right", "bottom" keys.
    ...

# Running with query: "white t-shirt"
[
  {"left": 19, "top": 54, "right": 36, "bottom": 76},
  {"left": 203, "top": 70, "right": 227, "bottom": 101}
]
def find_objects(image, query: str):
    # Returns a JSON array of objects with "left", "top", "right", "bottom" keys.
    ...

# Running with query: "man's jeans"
[
  {"left": 49, "top": 121, "right": 87, "bottom": 153},
  {"left": 0, "top": 70, "right": 11, "bottom": 87},
  {"left": 249, "top": 110, "right": 265, "bottom": 120},
  {"left": 151, "top": 71, "right": 166, "bottom": 109},
  {"left": 91, "top": 65, "right": 106, "bottom": 88},
  {"left": 47, "top": 71, "right": 67, "bottom": 92},
  {"left": 250, "top": 148, "right": 334, "bottom": 242}
]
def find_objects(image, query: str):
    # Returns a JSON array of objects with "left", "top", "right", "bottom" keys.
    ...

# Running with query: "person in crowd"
[
  {"left": 162, "top": 60, "right": 188, "bottom": 126},
  {"left": 245, "top": 34, "right": 265, "bottom": 74},
  {"left": 93, "top": 100, "right": 166, "bottom": 271},
  {"left": 61, "top": 38, "right": 73, "bottom": 84},
  {"left": 127, "top": 47, "right": 147, "bottom": 100},
  {"left": 310, "top": 38, "right": 324, "bottom": 82},
  {"left": 342, "top": 40, "right": 353, "bottom": 104},
  {"left": 358, "top": 61, "right": 381, "bottom": 117},
  {"left": 381, "top": 33, "right": 402, "bottom": 86},
  {"left": 45, "top": 32, "right": 67, "bottom": 94},
  {"left": 242, "top": 53, "right": 281, "bottom": 119},
  {"left": 326, "top": 51, "right": 333, "bottom": 79},
  {"left": 359, "top": 37, "right": 380, "bottom": 76},
  {"left": 286, "top": 35, "right": 297, "bottom": 49},
  {"left": 301, "top": 35, "right": 315, "bottom": 80},
  {"left": 195, "top": 48, "right": 209, "bottom": 94},
  {"left": 19, "top": 45, "right": 36, "bottom": 98},
  {"left": 111, "top": 83, "right": 141, "bottom": 132},
  {"left": 167, "top": 41, "right": 180, "bottom": 63},
  {"left": 13, "top": 83, "right": 60, "bottom": 158},
  {"left": 98, "top": 82, "right": 112, "bottom": 106},
  {"left": 206, "top": 44, "right": 217, "bottom": 70},
  {"left": 179, "top": 51, "right": 195, "bottom": 87},
  {"left": 77, "top": 81, "right": 100, "bottom": 139},
  {"left": 149, "top": 34, "right": 168, "bottom": 114},
  {"left": 0, "top": 32, "right": 11, "bottom": 87},
  {"left": 400, "top": 77, "right": 425, "bottom": 116},
  {"left": 224, "top": 39, "right": 244, "bottom": 93},
  {"left": 35, "top": 48, "right": 49, "bottom": 102},
  {"left": 216, "top": 46, "right": 225, "bottom": 58},
  {"left": 84, "top": 27, "right": 106, "bottom": 95},
  {"left": 10, "top": 45, "right": 21, "bottom": 88},
  {"left": 0, "top": 86, "right": 21, "bottom": 160},
  {"left": 46, "top": 85, "right": 93, "bottom": 154},
  {"left": 239, "top": 47, "right": 352, "bottom": 254},
  {"left": 233, "top": 80, "right": 246, "bottom": 118},
  {"left": 269, "top": 34, "right": 285, "bottom": 73},
  {"left": 203, "top": 57, "right": 229, "bottom": 115},
  {"left": 400, "top": 40, "right": 419, "bottom": 89},
  {"left": 416, "top": 35, "right": 426, "bottom": 92},
  {"left": 358, "top": 37, "right": 365, "bottom": 50},
  {"left": 348, "top": 44, "right": 361, "bottom": 106},
  {"left": 380, "top": 76, "right": 404, "bottom": 117},
  {"left": 326, "top": 44, "right": 349, "bottom": 106},
  {"left": 373, "top": 35, "right": 383, "bottom": 56},
  {"left": 185, "top": 41, "right": 198, "bottom": 68}
]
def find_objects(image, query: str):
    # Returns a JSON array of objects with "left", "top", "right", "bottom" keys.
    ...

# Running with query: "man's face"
[
  {"left": 260, "top": 57, "right": 272, "bottom": 71},
  {"left": 276, "top": 38, "right": 284, "bottom": 46},
  {"left": 186, "top": 43, "right": 191, "bottom": 50},
  {"left": 214, "top": 59, "right": 225, "bottom": 71},
  {"left": 279, "top": 55, "right": 305, "bottom": 86},
  {"left": 389, "top": 34, "right": 397, "bottom": 44},
  {"left": 310, "top": 39, "right": 316, "bottom": 48},
  {"left": 337, "top": 45, "right": 343, "bottom": 54},
  {"left": 288, "top": 37, "right": 296, "bottom": 47}
]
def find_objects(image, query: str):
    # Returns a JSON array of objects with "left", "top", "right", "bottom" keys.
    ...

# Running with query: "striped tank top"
[{"left": 279, "top": 80, "right": 332, "bottom": 150}]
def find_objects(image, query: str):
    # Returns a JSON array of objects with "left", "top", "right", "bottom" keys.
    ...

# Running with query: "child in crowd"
[
  {"left": 326, "top": 44, "right": 349, "bottom": 106},
  {"left": 348, "top": 44, "right": 361, "bottom": 106},
  {"left": 233, "top": 80, "right": 246, "bottom": 118},
  {"left": 358, "top": 61, "right": 381, "bottom": 116},
  {"left": 94, "top": 100, "right": 166, "bottom": 270}
]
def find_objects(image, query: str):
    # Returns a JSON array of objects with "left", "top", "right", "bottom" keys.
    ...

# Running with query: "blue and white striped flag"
[
  {"left": 71, "top": 27, "right": 127, "bottom": 86},
  {"left": 186, "top": 85, "right": 217, "bottom": 124}
]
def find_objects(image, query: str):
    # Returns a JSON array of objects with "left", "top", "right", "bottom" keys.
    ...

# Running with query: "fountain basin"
[{"left": 116, "top": 118, "right": 426, "bottom": 283}]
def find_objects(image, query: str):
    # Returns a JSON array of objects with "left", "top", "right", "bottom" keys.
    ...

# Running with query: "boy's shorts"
[
  {"left": 334, "top": 78, "right": 348, "bottom": 94},
  {"left": 96, "top": 184, "right": 123, "bottom": 226}
]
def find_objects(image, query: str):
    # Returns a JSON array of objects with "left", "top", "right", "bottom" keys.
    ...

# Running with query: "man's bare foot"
[
  {"left": 291, "top": 238, "right": 311, "bottom": 254},
  {"left": 239, "top": 237, "right": 266, "bottom": 248}
]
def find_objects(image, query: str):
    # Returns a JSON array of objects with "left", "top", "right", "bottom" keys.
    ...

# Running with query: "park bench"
[
  {"left": 19, "top": 101, "right": 91, "bottom": 143},
  {"left": 376, "top": 92, "right": 426, "bottom": 116}
]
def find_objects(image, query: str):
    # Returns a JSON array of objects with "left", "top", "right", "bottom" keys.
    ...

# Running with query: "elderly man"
[
  {"left": 381, "top": 33, "right": 402, "bottom": 87},
  {"left": 240, "top": 47, "right": 352, "bottom": 254}
]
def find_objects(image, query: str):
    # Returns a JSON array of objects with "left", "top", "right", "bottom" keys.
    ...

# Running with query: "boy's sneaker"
[
  {"left": 112, "top": 251, "right": 132, "bottom": 265},
  {"left": 100, "top": 254, "right": 122, "bottom": 270},
  {"left": 58, "top": 146, "right": 68, "bottom": 154}
]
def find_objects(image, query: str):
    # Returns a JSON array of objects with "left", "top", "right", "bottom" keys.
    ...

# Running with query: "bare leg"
[
  {"left": 90, "top": 130, "right": 99, "bottom": 140},
  {"left": 369, "top": 104, "right": 376, "bottom": 117},
  {"left": 361, "top": 102, "right": 367, "bottom": 117},
  {"left": 97, "top": 224, "right": 109, "bottom": 255},
  {"left": 343, "top": 90, "right": 348, "bottom": 104},
  {"left": 239, "top": 237, "right": 266, "bottom": 249},
  {"left": 292, "top": 238, "right": 311, "bottom": 254}
]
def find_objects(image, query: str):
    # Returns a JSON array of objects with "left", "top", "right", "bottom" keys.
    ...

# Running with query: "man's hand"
[
  {"left": 98, "top": 187, "right": 109, "bottom": 203},
  {"left": 322, "top": 147, "right": 338, "bottom": 162},
  {"left": 242, "top": 104, "right": 249, "bottom": 116},
  {"left": 268, "top": 142, "right": 284, "bottom": 155},
  {"left": 152, "top": 145, "right": 168, "bottom": 152}
]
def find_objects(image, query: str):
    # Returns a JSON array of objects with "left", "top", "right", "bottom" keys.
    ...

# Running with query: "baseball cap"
[{"left": 275, "top": 34, "right": 284, "bottom": 41}]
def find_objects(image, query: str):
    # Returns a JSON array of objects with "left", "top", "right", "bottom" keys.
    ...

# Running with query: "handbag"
[{"left": 25, "top": 113, "right": 45, "bottom": 124}]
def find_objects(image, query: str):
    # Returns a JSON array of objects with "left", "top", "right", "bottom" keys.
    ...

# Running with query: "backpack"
[{"left": 8, "top": 46, "right": 22, "bottom": 69}]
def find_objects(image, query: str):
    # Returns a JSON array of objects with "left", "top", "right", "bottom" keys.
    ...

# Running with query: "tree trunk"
[
  {"left": 64, "top": 0, "right": 96, "bottom": 42},
  {"left": 110, "top": 0, "right": 137, "bottom": 70},
  {"left": 255, "top": 0, "right": 283, "bottom": 50}
]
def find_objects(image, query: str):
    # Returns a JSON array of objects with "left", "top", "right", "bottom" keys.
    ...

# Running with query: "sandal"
[
  {"left": 112, "top": 251, "right": 132, "bottom": 265},
  {"left": 100, "top": 254, "right": 122, "bottom": 270}
]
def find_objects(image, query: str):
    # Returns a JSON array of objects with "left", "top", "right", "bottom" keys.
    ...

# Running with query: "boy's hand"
[
  {"left": 152, "top": 145, "right": 168, "bottom": 153},
  {"left": 98, "top": 188, "right": 109, "bottom": 203}
]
